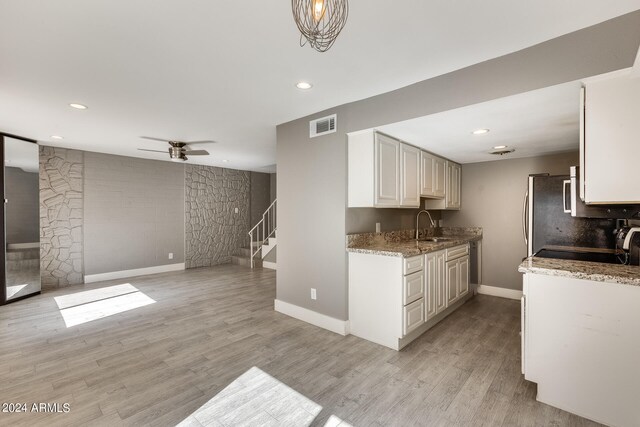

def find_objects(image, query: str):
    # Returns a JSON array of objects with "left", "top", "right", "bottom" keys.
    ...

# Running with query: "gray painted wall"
[
  {"left": 185, "top": 165, "right": 250, "bottom": 268},
  {"left": 270, "top": 173, "right": 277, "bottom": 203},
  {"left": 83, "top": 152, "right": 185, "bottom": 275},
  {"left": 276, "top": 11, "right": 640, "bottom": 321},
  {"left": 347, "top": 208, "right": 442, "bottom": 234},
  {"left": 5, "top": 167, "right": 39, "bottom": 244},
  {"left": 443, "top": 151, "right": 579, "bottom": 290},
  {"left": 39, "top": 146, "right": 84, "bottom": 287},
  {"left": 250, "top": 172, "right": 271, "bottom": 227}
]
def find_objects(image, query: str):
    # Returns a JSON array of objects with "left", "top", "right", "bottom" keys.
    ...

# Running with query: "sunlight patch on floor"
[
  {"left": 54, "top": 283, "right": 139, "bottom": 309},
  {"left": 177, "top": 367, "right": 324, "bottom": 426},
  {"left": 55, "top": 284, "right": 156, "bottom": 327},
  {"left": 324, "top": 414, "right": 354, "bottom": 427}
]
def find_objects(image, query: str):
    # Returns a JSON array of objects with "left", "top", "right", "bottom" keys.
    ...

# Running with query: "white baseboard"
[
  {"left": 476, "top": 284, "right": 522, "bottom": 300},
  {"left": 263, "top": 261, "right": 277, "bottom": 270},
  {"left": 274, "top": 299, "right": 349, "bottom": 336},
  {"left": 84, "top": 263, "right": 185, "bottom": 284}
]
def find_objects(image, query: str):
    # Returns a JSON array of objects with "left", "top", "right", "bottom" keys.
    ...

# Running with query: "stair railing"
[{"left": 248, "top": 199, "right": 277, "bottom": 268}]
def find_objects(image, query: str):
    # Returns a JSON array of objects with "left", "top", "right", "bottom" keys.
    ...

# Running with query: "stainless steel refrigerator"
[{"left": 524, "top": 174, "right": 618, "bottom": 260}]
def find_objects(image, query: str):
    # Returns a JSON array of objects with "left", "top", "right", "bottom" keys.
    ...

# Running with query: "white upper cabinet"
[
  {"left": 348, "top": 129, "right": 460, "bottom": 209},
  {"left": 400, "top": 143, "right": 420, "bottom": 207},
  {"left": 425, "top": 161, "right": 461, "bottom": 210},
  {"left": 374, "top": 133, "right": 401, "bottom": 206},
  {"left": 420, "top": 152, "right": 446, "bottom": 199},
  {"left": 582, "top": 72, "right": 640, "bottom": 204},
  {"left": 348, "top": 130, "right": 420, "bottom": 208}
]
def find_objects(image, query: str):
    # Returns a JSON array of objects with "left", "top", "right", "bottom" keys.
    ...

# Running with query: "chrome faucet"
[{"left": 415, "top": 210, "right": 436, "bottom": 240}]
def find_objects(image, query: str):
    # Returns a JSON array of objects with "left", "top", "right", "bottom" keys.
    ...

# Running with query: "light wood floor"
[{"left": 0, "top": 264, "right": 600, "bottom": 426}]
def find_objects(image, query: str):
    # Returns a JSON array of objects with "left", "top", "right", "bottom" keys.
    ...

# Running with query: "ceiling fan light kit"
[
  {"left": 138, "top": 136, "right": 215, "bottom": 162},
  {"left": 292, "top": 0, "right": 349, "bottom": 52}
]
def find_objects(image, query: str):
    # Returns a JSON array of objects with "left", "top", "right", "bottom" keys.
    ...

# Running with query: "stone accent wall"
[
  {"left": 39, "top": 146, "right": 84, "bottom": 288},
  {"left": 185, "top": 165, "right": 250, "bottom": 268}
]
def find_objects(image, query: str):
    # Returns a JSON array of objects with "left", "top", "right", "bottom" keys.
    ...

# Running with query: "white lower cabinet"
[
  {"left": 402, "top": 257, "right": 425, "bottom": 334},
  {"left": 521, "top": 272, "right": 640, "bottom": 427},
  {"left": 349, "top": 243, "right": 473, "bottom": 350}
]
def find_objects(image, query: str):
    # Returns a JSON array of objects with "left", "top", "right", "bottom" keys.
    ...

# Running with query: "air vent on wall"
[{"left": 310, "top": 114, "right": 337, "bottom": 138}]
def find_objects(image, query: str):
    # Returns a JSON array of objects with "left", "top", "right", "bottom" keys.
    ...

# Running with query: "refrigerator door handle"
[
  {"left": 562, "top": 180, "right": 571, "bottom": 214},
  {"left": 522, "top": 190, "right": 529, "bottom": 247}
]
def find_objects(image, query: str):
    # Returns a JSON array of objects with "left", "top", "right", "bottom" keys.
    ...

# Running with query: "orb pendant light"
[{"left": 292, "top": 0, "right": 349, "bottom": 52}]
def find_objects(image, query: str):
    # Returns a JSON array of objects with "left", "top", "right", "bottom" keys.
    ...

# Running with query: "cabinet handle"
[{"left": 522, "top": 190, "right": 528, "bottom": 247}]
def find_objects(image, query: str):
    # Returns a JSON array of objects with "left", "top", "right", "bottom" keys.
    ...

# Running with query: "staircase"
[{"left": 231, "top": 199, "right": 276, "bottom": 270}]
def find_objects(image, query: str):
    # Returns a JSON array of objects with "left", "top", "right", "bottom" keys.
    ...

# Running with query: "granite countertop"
[
  {"left": 346, "top": 227, "right": 482, "bottom": 258},
  {"left": 518, "top": 256, "right": 640, "bottom": 287}
]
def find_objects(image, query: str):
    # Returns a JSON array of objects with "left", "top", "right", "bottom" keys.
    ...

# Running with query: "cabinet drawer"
[
  {"left": 403, "top": 298, "right": 425, "bottom": 336},
  {"left": 403, "top": 270, "right": 424, "bottom": 305},
  {"left": 403, "top": 255, "right": 424, "bottom": 275},
  {"left": 446, "top": 244, "right": 469, "bottom": 261}
]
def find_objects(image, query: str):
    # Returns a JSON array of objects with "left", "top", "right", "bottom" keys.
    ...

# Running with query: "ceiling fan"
[{"left": 138, "top": 136, "right": 216, "bottom": 161}]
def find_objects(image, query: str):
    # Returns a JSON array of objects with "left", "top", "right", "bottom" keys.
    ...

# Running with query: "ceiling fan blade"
[
  {"left": 137, "top": 148, "right": 168, "bottom": 153},
  {"left": 182, "top": 150, "right": 209, "bottom": 156},
  {"left": 140, "top": 136, "right": 173, "bottom": 143},
  {"left": 185, "top": 140, "right": 217, "bottom": 144}
]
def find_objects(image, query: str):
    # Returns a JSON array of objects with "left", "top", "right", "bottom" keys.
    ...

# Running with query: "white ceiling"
[
  {"left": 1, "top": 2, "right": 639, "bottom": 172},
  {"left": 377, "top": 81, "right": 583, "bottom": 164}
]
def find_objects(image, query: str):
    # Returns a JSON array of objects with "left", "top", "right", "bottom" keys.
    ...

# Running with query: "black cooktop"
[{"left": 534, "top": 249, "right": 624, "bottom": 265}]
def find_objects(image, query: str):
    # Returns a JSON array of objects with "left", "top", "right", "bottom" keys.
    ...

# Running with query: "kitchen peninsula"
[
  {"left": 347, "top": 227, "right": 482, "bottom": 350},
  {"left": 519, "top": 257, "right": 640, "bottom": 427}
]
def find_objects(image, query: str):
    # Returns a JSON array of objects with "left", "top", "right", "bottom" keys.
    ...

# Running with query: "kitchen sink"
[{"left": 417, "top": 237, "right": 454, "bottom": 243}]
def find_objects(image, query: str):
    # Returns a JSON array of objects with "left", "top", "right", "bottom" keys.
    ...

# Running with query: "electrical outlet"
[
  {"left": 311, "top": 288, "right": 317, "bottom": 300},
  {"left": 168, "top": 253, "right": 174, "bottom": 260},
  {"left": 234, "top": 207, "right": 239, "bottom": 214},
  {"left": 375, "top": 222, "right": 381, "bottom": 233}
]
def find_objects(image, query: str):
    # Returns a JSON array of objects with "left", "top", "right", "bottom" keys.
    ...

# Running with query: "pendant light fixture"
[{"left": 292, "top": 0, "right": 349, "bottom": 52}]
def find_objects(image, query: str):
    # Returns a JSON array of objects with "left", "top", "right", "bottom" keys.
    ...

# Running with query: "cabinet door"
[
  {"left": 584, "top": 76, "right": 640, "bottom": 204},
  {"left": 435, "top": 251, "right": 447, "bottom": 313},
  {"left": 458, "top": 256, "right": 469, "bottom": 297},
  {"left": 421, "top": 151, "right": 435, "bottom": 197},
  {"left": 446, "top": 259, "right": 459, "bottom": 305},
  {"left": 433, "top": 157, "right": 446, "bottom": 198},
  {"left": 425, "top": 253, "right": 437, "bottom": 319},
  {"left": 374, "top": 134, "right": 400, "bottom": 206},
  {"left": 453, "top": 164, "right": 461, "bottom": 208},
  {"left": 445, "top": 162, "right": 454, "bottom": 208},
  {"left": 400, "top": 143, "right": 420, "bottom": 207}
]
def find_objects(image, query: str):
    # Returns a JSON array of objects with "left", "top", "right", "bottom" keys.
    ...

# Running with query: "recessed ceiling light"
[
  {"left": 69, "top": 103, "right": 88, "bottom": 110},
  {"left": 493, "top": 145, "right": 507, "bottom": 149},
  {"left": 296, "top": 81, "right": 313, "bottom": 90},
  {"left": 222, "top": 159, "right": 229, "bottom": 163},
  {"left": 472, "top": 128, "right": 489, "bottom": 135},
  {"left": 50, "top": 135, "right": 64, "bottom": 140}
]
